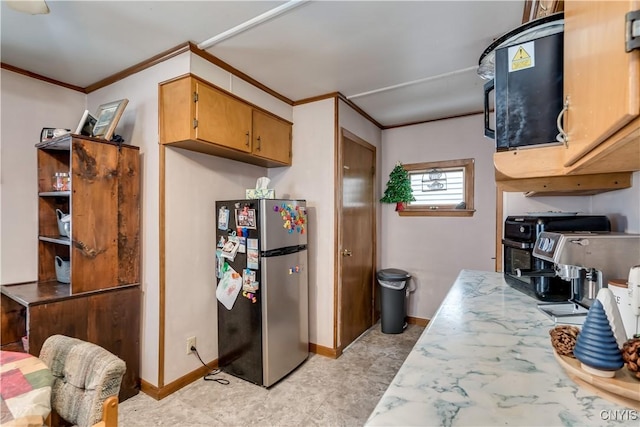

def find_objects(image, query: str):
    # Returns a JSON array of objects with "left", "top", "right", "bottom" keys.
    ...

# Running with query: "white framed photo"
[
  {"left": 75, "top": 110, "right": 98, "bottom": 136},
  {"left": 92, "top": 99, "right": 128, "bottom": 140}
]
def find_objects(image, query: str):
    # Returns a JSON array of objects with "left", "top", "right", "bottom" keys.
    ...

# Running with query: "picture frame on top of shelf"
[
  {"left": 92, "top": 99, "right": 128, "bottom": 140},
  {"left": 75, "top": 110, "right": 97, "bottom": 136}
]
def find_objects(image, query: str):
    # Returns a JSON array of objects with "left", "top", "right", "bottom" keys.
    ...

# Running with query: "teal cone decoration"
[{"left": 573, "top": 299, "right": 624, "bottom": 377}]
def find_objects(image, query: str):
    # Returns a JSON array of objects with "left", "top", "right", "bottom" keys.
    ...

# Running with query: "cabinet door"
[
  {"left": 563, "top": 0, "right": 639, "bottom": 167},
  {"left": 71, "top": 139, "right": 119, "bottom": 293},
  {"left": 159, "top": 76, "right": 195, "bottom": 144},
  {"left": 196, "top": 82, "right": 252, "bottom": 153},
  {"left": 252, "top": 110, "right": 292, "bottom": 165}
]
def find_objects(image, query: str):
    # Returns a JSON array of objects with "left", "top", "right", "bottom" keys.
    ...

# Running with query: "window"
[{"left": 400, "top": 158, "right": 475, "bottom": 217}]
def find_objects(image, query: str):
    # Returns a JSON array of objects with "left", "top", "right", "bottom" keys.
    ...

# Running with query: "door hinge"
[
  {"left": 193, "top": 92, "right": 198, "bottom": 102},
  {"left": 193, "top": 119, "right": 198, "bottom": 129},
  {"left": 626, "top": 10, "right": 640, "bottom": 52}
]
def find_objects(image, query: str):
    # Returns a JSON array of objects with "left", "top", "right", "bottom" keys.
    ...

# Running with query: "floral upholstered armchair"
[{"left": 39, "top": 335, "right": 126, "bottom": 427}]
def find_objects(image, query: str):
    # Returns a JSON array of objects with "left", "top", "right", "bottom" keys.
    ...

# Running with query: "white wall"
[
  {"left": 1, "top": 70, "right": 85, "bottom": 284},
  {"left": 164, "top": 147, "right": 266, "bottom": 383},
  {"left": 380, "top": 114, "right": 496, "bottom": 319},
  {"left": 592, "top": 171, "right": 640, "bottom": 233},
  {"left": 268, "top": 98, "right": 335, "bottom": 347},
  {"left": 85, "top": 52, "right": 191, "bottom": 386}
]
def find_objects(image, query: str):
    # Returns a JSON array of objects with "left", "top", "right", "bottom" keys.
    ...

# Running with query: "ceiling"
[{"left": 0, "top": 1, "right": 524, "bottom": 127}]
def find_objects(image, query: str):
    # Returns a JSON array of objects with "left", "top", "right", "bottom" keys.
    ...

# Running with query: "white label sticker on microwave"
[{"left": 508, "top": 41, "right": 535, "bottom": 72}]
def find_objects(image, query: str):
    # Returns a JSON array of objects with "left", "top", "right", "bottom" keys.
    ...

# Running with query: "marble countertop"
[{"left": 366, "top": 269, "right": 638, "bottom": 426}]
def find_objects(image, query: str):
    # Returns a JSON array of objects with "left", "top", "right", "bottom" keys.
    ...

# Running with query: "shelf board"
[
  {"left": 0, "top": 341, "right": 26, "bottom": 353},
  {"left": 39, "top": 235, "right": 71, "bottom": 245},
  {"left": 39, "top": 191, "right": 70, "bottom": 197},
  {"left": 35, "top": 134, "right": 71, "bottom": 150}
]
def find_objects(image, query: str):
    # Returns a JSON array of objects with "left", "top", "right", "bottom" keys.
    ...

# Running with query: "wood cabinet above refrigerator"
[{"left": 159, "top": 74, "right": 292, "bottom": 168}]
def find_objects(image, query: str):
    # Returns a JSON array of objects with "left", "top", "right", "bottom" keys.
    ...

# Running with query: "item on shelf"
[
  {"left": 549, "top": 325, "right": 580, "bottom": 357},
  {"left": 92, "top": 99, "right": 128, "bottom": 141},
  {"left": 55, "top": 209, "right": 71, "bottom": 237},
  {"left": 75, "top": 110, "right": 97, "bottom": 136},
  {"left": 622, "top": 337, "right": 640, "bottom": 380},
  {"left": 52, "top": 172, "right": 70, "bottom": 191},
  {"left": 40, "top": 128, "right": 70, "bottom": 142},
  {"left": 54, "top": 256, "right": 70, "bottom": 284}
]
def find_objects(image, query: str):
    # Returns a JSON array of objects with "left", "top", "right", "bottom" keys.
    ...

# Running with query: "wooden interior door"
[{"left": 339, "top": 131, "right": 375, "bottom": 350}]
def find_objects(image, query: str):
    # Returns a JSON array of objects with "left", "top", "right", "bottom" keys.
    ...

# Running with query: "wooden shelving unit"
[{"left": 0, "top": 134, "right": 141, "bottom": 401}]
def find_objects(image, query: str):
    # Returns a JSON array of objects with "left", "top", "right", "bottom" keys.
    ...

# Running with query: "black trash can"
[{"left": 377, "top": 268, "right": 411, "bottom": 334}]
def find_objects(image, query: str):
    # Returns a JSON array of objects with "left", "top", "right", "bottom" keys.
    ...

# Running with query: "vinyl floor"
[{"left": 118, "top": 323, "right": 424, "bottom": 426}]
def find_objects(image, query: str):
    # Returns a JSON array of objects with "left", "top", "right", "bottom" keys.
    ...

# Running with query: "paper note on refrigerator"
[{"left": 216, "top": 264, "right": 242, "bottom": 310}]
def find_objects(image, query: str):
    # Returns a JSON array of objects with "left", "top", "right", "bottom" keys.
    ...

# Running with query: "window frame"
[{"left": 399, "top": 158, "right": 475, "bottom": 217}]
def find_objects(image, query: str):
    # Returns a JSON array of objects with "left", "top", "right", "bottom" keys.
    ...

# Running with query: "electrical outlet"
[{"left": 186, "top": 336, "right": 196, "bottom": 355}]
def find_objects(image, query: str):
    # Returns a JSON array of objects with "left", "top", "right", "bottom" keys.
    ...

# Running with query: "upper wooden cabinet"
[
  {"left": 495, "top": 0, "right": 639, "bottom": 180},
  {"left": 252, "top": 109, "right": 292, "bottom": 164},
  {"left": 196, "top": 81, "right": 252, "bottom": 153},
  {"left": 562, "top": 0, "right": 639, "bottom": 167},
  {"left": 159, "top": 74, "right": 292, "bottom": 167}
]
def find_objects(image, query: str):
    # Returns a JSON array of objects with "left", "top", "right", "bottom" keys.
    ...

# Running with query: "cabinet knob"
[
  {"left": 245, "top": 131, "right": 250, "bottom": 147},
  {"left": 256, "top": 136, "right": 261, "bottom": 151}
]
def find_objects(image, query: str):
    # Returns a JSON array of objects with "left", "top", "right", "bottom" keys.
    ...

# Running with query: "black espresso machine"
[{"left": 502, "top": 215, "right": 610, "bottom": 301}]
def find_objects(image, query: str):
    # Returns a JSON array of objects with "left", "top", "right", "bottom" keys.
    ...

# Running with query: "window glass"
[{"left": 400, "top": 158, "right": 475, "bottom": 217}]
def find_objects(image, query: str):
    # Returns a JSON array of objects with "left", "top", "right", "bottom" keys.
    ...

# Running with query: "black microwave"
[{"left": 480, "top": 14, "right": 564, "bottom": 150}]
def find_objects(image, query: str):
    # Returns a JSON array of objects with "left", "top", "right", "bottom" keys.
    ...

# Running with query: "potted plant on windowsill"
[{"left": 381, "top": 162, "right": 414, "bottom": 211}]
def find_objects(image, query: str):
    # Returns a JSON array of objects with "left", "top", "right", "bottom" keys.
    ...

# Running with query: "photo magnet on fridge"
[
  {"left": 218, "top": 207, "right": 229, "bottom": 230},
  {"left": 243, "top": 269, "right": 258, "bottom": 292},
  {"left": 221, "top": 236, "right": 240, "bottom": 260},
  {"left": 235, "top": 208, "right": 257, "bottom": 229},
  {"left": 247, "top": 248, "right": 259, "bottom": 270}
]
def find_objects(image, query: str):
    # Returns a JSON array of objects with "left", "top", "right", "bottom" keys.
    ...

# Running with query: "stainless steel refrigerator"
[{"left": 215, "top": 199, "right": 309, "bottom": 387}]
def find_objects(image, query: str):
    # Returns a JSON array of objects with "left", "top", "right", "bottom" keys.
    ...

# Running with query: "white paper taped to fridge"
[{"left": 216, "top": 265, "right": 243, "bottom": 310}]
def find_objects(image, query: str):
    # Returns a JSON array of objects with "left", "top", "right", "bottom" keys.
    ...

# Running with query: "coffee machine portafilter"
[{"left": 532, "top": 232, "right": 640, "bottom": 324}]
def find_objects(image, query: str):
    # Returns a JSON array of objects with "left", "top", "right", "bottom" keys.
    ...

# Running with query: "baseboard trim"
[
  {"left": 407, "top": 316, "right": 430, "bottom": 327},
  {"left": 309, "top": 342, "right": 341, "bottom": 359},
  {"left": 140, "top": 358, "right": 219, "bottom": 400}
]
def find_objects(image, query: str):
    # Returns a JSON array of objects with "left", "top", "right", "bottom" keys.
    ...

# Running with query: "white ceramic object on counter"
[{"left": 596, "top": 287, "right": 628, "bottom": 348}]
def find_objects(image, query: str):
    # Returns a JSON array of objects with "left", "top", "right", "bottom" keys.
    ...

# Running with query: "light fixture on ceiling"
[
  {"left": 6, "top": 0, "right": 50, "bottom": 15},
  {"left": 197, "top": 0, "right": 309, "bottom": 50}
]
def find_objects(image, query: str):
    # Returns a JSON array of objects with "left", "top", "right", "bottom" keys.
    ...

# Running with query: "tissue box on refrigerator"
[{"left": 246, "top": 189, "right": 275, "bottom": 199}]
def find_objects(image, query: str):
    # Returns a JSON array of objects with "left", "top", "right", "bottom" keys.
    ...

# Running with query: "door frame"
[{"left": 334, "top": 127, "right": 377, "bottom": 352}]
